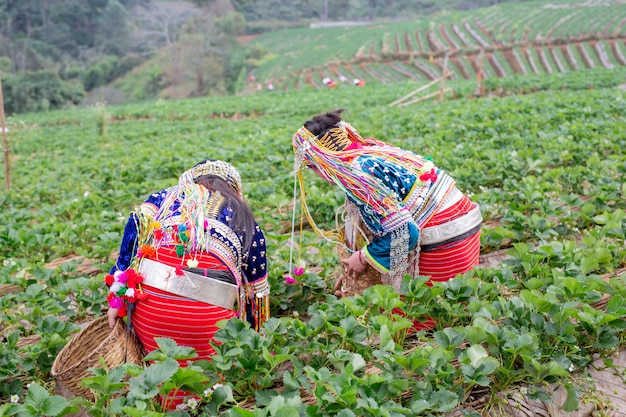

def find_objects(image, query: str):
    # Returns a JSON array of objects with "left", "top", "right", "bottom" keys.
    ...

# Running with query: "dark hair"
[
  {"left": 303, "top": 108, "right": 344, "bottom": 137},
  {"left": 192, "top": 160, "right": 256, "bottom": 259}
]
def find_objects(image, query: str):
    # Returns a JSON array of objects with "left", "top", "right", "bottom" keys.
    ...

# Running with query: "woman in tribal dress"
[
  {"left": 292, "top": 109, "right": 481, "bottom": 329},
  {"left": 105, "top": 159, "right": 269, "bottom": 408}
]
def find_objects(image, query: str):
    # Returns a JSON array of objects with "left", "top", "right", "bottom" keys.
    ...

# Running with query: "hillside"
[{"left": 246, "top": 0, "right": 626, "bottom": 91}]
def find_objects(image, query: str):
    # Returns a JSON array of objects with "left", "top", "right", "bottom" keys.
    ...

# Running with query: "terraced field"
[{"left": 248, "top": 0, "right": 626, "bottom": 92}]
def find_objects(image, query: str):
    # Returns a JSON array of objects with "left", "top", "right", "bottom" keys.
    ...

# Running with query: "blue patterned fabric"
[
  {"left": 344, "top": 155, "right": 420, "bottom": 269},
  {"left": 110, "top": 188, "right": 267, "bottom": 285}
]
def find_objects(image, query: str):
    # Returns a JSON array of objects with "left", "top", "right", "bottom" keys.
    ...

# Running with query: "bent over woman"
[
  {"left": 105, "top": 159, "right": 269, "bottom": 407},
  {"left": 292, "top": 109, "right": 481, "bottom": 309}
]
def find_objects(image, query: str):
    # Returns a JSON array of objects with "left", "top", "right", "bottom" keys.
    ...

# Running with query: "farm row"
[
  {"left": 249, "top": 0, "right": 626, "bottom": 91},
  {"left": 274, "top": 38, "right": 626, "bottom": 92}
]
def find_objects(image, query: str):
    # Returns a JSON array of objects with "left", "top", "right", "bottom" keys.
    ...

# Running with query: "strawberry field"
[
  {"left": 249, "top": 0, "right": 626, "bottom": 92},
  {"left": 1, "top": 66, "right": 626, "bottom": 416}
]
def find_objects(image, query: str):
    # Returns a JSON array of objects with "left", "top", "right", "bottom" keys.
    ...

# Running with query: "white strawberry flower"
[{"left": 186, "top": 398, "right": 198, "bottom": 409}]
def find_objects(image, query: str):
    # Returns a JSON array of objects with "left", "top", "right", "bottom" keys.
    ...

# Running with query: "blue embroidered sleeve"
[
  {"left": 244, "top": 222, "right": 267, "bottom": 283},
  {"left": 358, "top": 155, "right": 417, "bottom": 199},
  {"left": 348, "top": 155, "right": 416, "bottom": 236},
  {"left": 364, "top": 222, "right": 419, "bottom": 271},
  {"left": 109, "top": 190, "right": 167, "bottom": 274},
  {"left": 352, "top": 156, "right": 420, "bottom": 267},
  {"left": 110, "top": 214, "right": 139, "bottom": 274}
]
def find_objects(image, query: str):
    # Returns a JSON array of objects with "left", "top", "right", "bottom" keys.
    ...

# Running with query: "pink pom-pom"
[
  {"left": 293, "top": 267, "right": 305, "bottom": 276},
  {"left": 285, "top": 275, "right": 296, "bottom": 285},
  {"left": 109, "top": 295, "right": 124, "bottom": 309},
  {"left": 117, "top": 270, "right": 129, "bottom": 284}
]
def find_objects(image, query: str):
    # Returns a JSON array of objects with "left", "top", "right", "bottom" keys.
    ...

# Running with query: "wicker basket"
[
  {"left": 332, "top": 203, "right": 384, "bottom": 297},
  {"left": 51, "top": 315, "right": 144, "bottom": 401},
  {"left": 336, "top": 243, "right": 383, "bottom": 297}
]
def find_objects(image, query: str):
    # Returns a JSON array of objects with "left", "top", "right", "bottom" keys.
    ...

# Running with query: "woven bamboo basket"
[
  {"left": 334, "top": 204, "right": 385, "bottom": 298},
  {"left": 51, "top": 315, "right": 144, "bottom": 401},
  {"left": 336, "top": 243, "right": 383, "bottom": 297}
]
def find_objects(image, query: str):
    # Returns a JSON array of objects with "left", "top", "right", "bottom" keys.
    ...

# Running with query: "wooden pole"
[
  {"left": 0, "top": 77, "right": 10, "bottom": 191},
  {"left": 439, "top": 54, "right": 449, "bottom": 101},
  {"left": 476, "top": 50, "right": 485, "bottom": 97},
  {"left": 389, "top": 72, "right": 452, "bottom": 107},
  {"left": 398, "top": 88, "right": 452, "bottom": 107}
]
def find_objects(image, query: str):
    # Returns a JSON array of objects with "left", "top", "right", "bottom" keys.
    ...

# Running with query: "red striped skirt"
[
  {"left": 419, "top": 195, "right": 481, "bottom": 283},
  {"left": 132, "top": 285, "right": 235, "bottom": 359},
  {"left": 132, "top": 247, "right": 236, "bottom": 409},
  {"left": 404, "top": 195, "right": 481, "bottom": 331}
]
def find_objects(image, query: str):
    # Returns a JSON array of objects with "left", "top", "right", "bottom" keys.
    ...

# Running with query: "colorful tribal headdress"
[
  {"left": 179, "top": 160, "right": 243, "bottom": 197},
  {"left": 292, "top": 117, "right": 436, "bottom": 233},
  {"left": 293, "top": 121, "right": 414, "bottom": 233}
]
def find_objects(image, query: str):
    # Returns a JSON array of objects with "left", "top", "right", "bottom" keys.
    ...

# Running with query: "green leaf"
[
  {"left": 430, "top": 389, "right": 459, "bottom": 412},
  {"left": 128, "top": 359, "right": 179, "bottom": 400},
  {"left": 546, "top": 361, "right": 569, "bottom": 377},
  {"left": 562, "top": 382, "right": 579, "bottom": 412},
  {"left": 267, "top": 396, "right": 298, "bottom": 417},
  {"left": 434, "top": 328, "right": 463, "bottom": 348},
  {"left": 379, "top": 324, "right": 395, "bottom": 352},
  {"left": 169, "top": 366, "right": 209, "bottom": 388},
  {"left": 17, "top": 383, "right": 79, "bottom": 417},
  {"left": 580, "top": 256, "right": 599, "bottom": 275},
  {"left": 606, "top": 296, "right": 625, "bottom": 314},
  {"left": 467, "top": 344, "right": 488, "bottom": 367},
  {"left": 225, "top": 347, "right": 244, "bottom": 356},
  {"left": 281, "top": 371, "right": 299, "bottom": 391},
  {"left": 594, "top": 331, "right": 619, "bottom": 350},
  {"left": 41, "top": 396, "right": 69, "bottom": 416},
  {"left": 477, "top": 357, "right": 500, "bottom": 375},
  {"left": 410, "top": 399, "right": 430, "bottom": 414},
  {"left": 154, "top": 337, "right": 197, "bottom": 360},
  {"left": 120, "top": 407, "right": 163, "bottom": 417},
  {"left": 228, "top": 407, "right": 256, "bottom": 417},
  {"left": 212, "top": 385, "right": 235, "bottom": 407},
  {"left": 593, "top": 247, "right": 612, "bottom": 264},
  {"left": 350, "top": 352, "right": 366, "bottom": 372}
]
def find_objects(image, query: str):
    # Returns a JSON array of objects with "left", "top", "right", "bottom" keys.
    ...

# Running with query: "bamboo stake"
[
  {"left": 389, "top": 72, "right": 452, "bottom": 107},
  {"left": 0, "top": 77, "right": 9, "bottom": 191},
  {"left": 398, "top": 88, "right": 451, "bottom": 107},
  {"left": 439, "top": 54, "right": 449, "bottom": 101},
  {"left": 476, "top": 50, "right": 485, "bottom": 97}
]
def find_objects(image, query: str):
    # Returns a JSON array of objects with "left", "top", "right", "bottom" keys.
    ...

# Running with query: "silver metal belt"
[
  {"left": 138, "top": 258, "right": 238, "bottom": 310},
  {"left": 420, "top": 204, "right": 483, "bottom": 246}
]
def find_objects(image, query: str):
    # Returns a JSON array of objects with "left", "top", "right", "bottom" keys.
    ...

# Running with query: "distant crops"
[{"left": 248, "top": 0, "right": 626, "bottom": 92}]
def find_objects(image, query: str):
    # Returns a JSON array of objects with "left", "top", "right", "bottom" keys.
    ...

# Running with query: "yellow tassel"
[{"left": 298, "top": 171, "right": 341, "bottom": 242}]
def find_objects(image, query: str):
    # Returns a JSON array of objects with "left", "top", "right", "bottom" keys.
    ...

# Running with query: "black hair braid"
[{"left": 303, "top": 108, "right": 345, "bottom": 137}]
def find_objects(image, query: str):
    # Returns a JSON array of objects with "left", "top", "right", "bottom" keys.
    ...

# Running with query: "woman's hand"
[
  {"left": 107, "top": 307, "right": 119, "bottom": 329},
  {"left": 336, "top": 250, "right": 368, "bottom": 298},
  {"left": 340, "top": 249, "right": 367, "bottom": 277}
]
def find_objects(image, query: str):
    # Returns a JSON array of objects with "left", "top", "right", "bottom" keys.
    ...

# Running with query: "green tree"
[
  {"left": 96, "top": 0, "right": 132, "bottom": 56},
  {"left": 1, "top": 70, "right": 84, "bottom": 114}
]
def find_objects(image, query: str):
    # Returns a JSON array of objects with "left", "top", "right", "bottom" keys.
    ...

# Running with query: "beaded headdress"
[
  {"left": 293, "top": 122, "right": 405, "bottom": 231},
  {"left": 179, "top": 160, "right": 243, "bottom": 197},
  {"left": 316, "top": 126, "right": 351, "bottom": 151}
]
